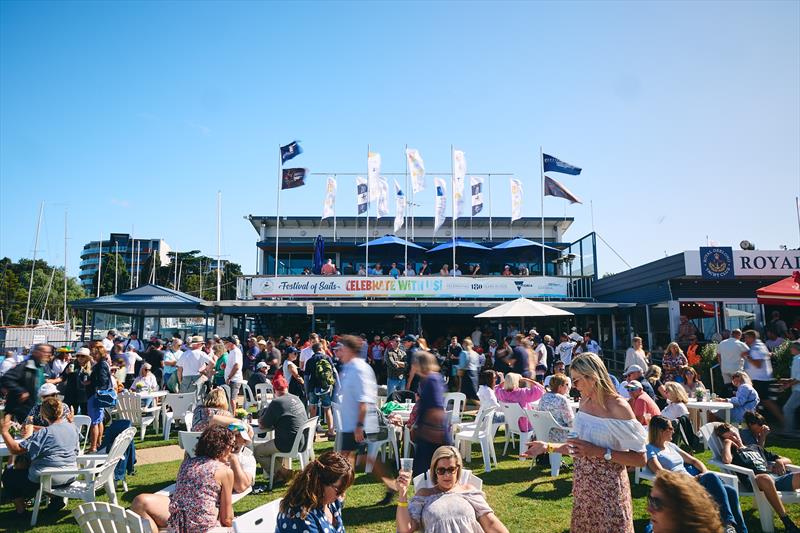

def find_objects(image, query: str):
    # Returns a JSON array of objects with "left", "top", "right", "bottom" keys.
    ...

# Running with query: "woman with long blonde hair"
[{"left": 661, "top": 342, "right": 688, "bottom": 383}]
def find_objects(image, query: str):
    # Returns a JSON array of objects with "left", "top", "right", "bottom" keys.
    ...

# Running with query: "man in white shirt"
[
  {"left": 533, "top": 337, "right": 548, "bottom": 370},
  {"left": 556, "top": 333, "right": 576, "bottom": 369},
  {"left": 0, "top": 349, "right": 24, "bottom": 377},
  {"left": 471, "top": 327, "right": 482, "bottom": 348},
  {"left": 177, "top": 336, "right": 212, "bottom": 393},
  {"left": 568, "top": 327, "right": 583, "bottom": 342},
  {"left": 124, "top": 332, "right": 145, "bottom": 353},
  {"left": 102, "top": 330, "right": 116, "bottom": 353},
  {"left": 224, "top": 337, "right": 244, "bottom": 410},
  {"left": 298, "top": 333, "right": 319, "bottom": 372},
  {"left": 743, "top": 329, "right": 784, "bottom": 423},
  {"left": 717, "top": 329, "right": 749, "bottom": 388}
]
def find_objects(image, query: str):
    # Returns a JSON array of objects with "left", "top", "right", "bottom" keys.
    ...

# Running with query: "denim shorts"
[
  {"left": 774, "top": 472, "right": 796, "bottom": 491},
  {"left": 86, "top": 394, "right": 104, "bottom": 425},
  {"left": 308, "top": 387, "right": 332, "bottom": 408}
]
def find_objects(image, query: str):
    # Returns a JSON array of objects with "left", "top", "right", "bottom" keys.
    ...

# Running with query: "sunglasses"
[
  {"left": 435, "top": 466, "right": 459, "bottom": 476},
  {"left": 647, "top": 494, "right": 664, "bottom": 512},
  {"left": 329, "top": 483, "right": 345, "bottom": 496}
]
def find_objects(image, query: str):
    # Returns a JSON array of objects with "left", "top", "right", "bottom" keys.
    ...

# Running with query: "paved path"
[{"left": 136, "top": 444, "right": 185, "bottom": 465}]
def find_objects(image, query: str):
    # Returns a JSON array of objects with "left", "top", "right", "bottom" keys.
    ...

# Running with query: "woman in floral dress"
[
  {"left": 661, "top": 342, "right": 688, "bottom": 383},
  {"left": 525, "top": 353, "right": 647, "bottom": 533}
]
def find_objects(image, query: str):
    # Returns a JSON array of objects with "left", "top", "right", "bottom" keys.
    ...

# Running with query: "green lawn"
[{"left": 2, "top": 436, "right": 799, "bottom": 532}]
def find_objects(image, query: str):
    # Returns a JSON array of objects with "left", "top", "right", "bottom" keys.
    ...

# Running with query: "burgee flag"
[
  {"left": 544, "top": 176, "right": 582, "bottom": 204},
  {"left": 376, "top": 177, "right": 389, "bottom": 218},
  {"left": 406, "top": 148, "right": 426, "bottom": 193},
  {"left": 394, "top": 180, "right": 406, "bottom": 233},
  {"left": 510, "top": 178, "right": 523, "bottom": 222},
  {"left": 470, "top": 176, "right": 484, "bottom": 216},
  {"left": 453, "top": 149, "right": 466, "bottom": 219},
  {"left": 357, "top": 177, "right": 369, "bottom": 214},
  {"left": 280, "top": 141, "right": 302, "bottom": 164},
  {"left": 368, "top": 152, "right": 382, "bottom": 201},
  {"left": 281, "top": 168, "right": 307, "bottom": 190},
  {"left": 434, "top": 178, "right": 447, "bottom": 233},
  {"left": 543, "top": 153, "right": 582, "bottom": 175},
  {"left": 322, "top": 176, "right": 337, "bottom": 219}
]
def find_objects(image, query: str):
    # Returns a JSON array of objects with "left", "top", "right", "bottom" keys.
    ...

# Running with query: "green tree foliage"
[
  {"left": 0, "top": 257, "right": 84, "bottom": 326},
  {"left": 95, "top": 252, "right": 131, "bottom": 296},
  {"left": 162, "top": 251, "right": 242, "bottom": 301}
]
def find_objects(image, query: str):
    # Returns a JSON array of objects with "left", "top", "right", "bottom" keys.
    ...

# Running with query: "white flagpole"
[
  {"left": 24, "top": 202, "right": 43, "bottom": 325},
  {"left": 216, "top": 190, "right": 222, "bottom": 301},
  {"left": 366, "top": 145, "right": 370, "bottom": 277},
  {"left": 451, "top": 145, "right": 456, "bottom": 277},
  {"left": 136, "top": 241, "right": 141, "bottom": 287},
  {"left": 275, "top": 145, "right": 281, "bottom": 278},
  {"left": 488, "top": 174, "right": 493, "bottom": 241},
  {"left": 114, "top": 241, "right": 119, "bottom": 294},
  {"left": 63, "top": 211, "right": 68, "bottom": 333},
  {"left": 404, "top": 144, "right": 408, "bottom": 274},
  {"left": 129, "top": 227, "right": 135, "bottom": 289},
  {"left": 539, "top": 146, "right": 545, "bottom": 277},
  {"left": 96, "top": 232, "right": 103, "bottom": 297},
  {"left": 333, "top": 175, "right": 337, "bottom": 242}
]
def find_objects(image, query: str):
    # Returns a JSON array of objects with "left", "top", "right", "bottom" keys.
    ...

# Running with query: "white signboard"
[
  {"left": 249, "top": 276, "right": 568, "bottom": 300},
  {"left": 684, "top": 249, "right": 800, "bottom": 277}
]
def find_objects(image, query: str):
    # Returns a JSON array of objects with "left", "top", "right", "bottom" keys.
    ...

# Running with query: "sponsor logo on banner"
[
  {"left": 699, "top": 246, "right": 734, "bottom": 279},
  {"left": 249, "top": 276, "right": 568, "bottom": 299}
]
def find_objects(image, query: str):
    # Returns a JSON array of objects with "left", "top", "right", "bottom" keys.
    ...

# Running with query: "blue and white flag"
[
  {"left": 393, "top": 180, "right": 406, "bottom": 233},
  {"left": 322, "top": 176, "right": 336, "bottom": 220},
  {"left": 470, "top": 176, "right": 484, "bottom": 216},
  {"left": 376, "top": 176, "right": 389, "bottom": 218},
  {"left": 544, "top": 176, "right": 582, "bottom": 204},
  {"left": 434, "top": 177, "right": 447, "bottom": 233},
  {"left": 510, "top": 178, "right": 523, "bottom": 222},
  {"left": 281, "top": 168, "right": 307, "bottom": 190},
  {"left": 406, "top": 148, "right": 426, "bottom": 194},
  {"left": 543, "top": 153, "right": 582, "bottom": 175},
  {"left": 357, "top": 176, "right": 369, "bottom": 214},
  {"left": 280, "top": 141, "right": 302, "bottom": 164}
]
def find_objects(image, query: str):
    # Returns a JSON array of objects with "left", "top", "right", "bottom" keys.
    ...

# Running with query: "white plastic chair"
[
  {"left": 413, "top": 468, "right": 483, "bottom": 490},
  {"left": 161, "top": 393, "right": 196, "bottom": 440},
  {"left": 455, "top": 407, "right": 498, "bottom": 473},
  {"left": 178, "top": 430, "right": 203, "bottom": 458},
  {"left": 699, "top": 422, "right": 800, "bottom": 532},
  {"left": 73, "top": 501, "right": 148, "bottom": 533},
  {"left": 366, "top": 417, "right": 400, "bottom": 473},
  {"left": 255, "top": 382, "right": 274, "bottom": 410},
  {"left": 242, "top": 383, "right": 258, "bottom": 410},
  {"left": 526, "top": 410, "right": 570, "bottom": 476},
  {"left": 499, "top": 402, "right": 533, "bottom": 458},
  {"left": 31, "top": 427, "right": 137, "bottom": 526},
  {"left": 269, "top": 416, "right": 318, "bottom": 489},
  {"left": 331, "top": 402, "right": 344, "bottom": 452},
  {"left": 72, "top": 414, "right": 92, "bottom": 454},
  {"left": 443, "top": 392, "right": 466, "bottom": 426},
  {"left": 232, "top": 498, "right": 282, "bottom": 533},
  {"left": 116, "top": 391, "right": 156, "bottom": 441},
  {"left": 220, "top": 384, "right": 232, "bottom": 408},
  {"left": 633, "top": 464, "right": 739, "bottom": 495}
]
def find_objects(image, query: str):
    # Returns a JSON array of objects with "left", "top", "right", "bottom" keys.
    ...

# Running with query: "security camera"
[{"left": 739, "top": 240, "right": 755, "bottom": 250}]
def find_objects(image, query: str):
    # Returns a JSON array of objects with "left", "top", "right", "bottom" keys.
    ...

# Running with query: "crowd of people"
[
  {"left": 0, "top": 317, "right": 798, "bottom": 532},
  {"left": 299, "top": 258, "right": 539, "bottom": 278}
]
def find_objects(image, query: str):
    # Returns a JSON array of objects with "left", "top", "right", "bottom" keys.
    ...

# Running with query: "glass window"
[
  {"left": 649, "top": 304, "right": 672, "bottom": 358},
  {"left": 678, "top": 301, "right": 720, "bottom": 342},
  {"left": 723, "top": 303, "right": 758, "bottom": 332}
]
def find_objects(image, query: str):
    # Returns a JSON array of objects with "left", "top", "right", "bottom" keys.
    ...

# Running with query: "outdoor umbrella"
[
  {"left": 492, "top": 237, "right": 560, "bottom": 251},
  {"left": 358, "top": 234, "right": 426, "bottom": 251},
  {"left": 312, "top": 235, "right": 325, "bottom": 274},
  {"left": 474, "top": 297, "right": 574, "bottom": 318},
  {"left": 427, "top": 238, "right": 491, "bottom": 254},
  {"left": 756, "top": 272, "right": 800, "bottom": 306}
]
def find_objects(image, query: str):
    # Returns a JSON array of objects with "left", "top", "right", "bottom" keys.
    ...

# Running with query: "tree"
[
  {"left": 0, "top": 257, "right": 84, "bottom": 326},
  {"left": 95, "top": 252, "right": 130, "bottom": 295}
]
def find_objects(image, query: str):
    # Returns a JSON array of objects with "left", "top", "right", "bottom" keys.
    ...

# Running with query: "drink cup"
[
  {"left": 405, "top": 399, "right": 412, "bottom": 408},
  {"left": 400, "top": 458, "right": 414, "bottom": 473}
]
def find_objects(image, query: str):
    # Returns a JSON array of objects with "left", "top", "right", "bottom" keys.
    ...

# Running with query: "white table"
[{"left": 688, "top": 400, "right": 733, "bottom": 424}]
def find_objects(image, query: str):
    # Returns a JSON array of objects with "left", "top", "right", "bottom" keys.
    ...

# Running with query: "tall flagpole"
[
  {"left": 488, "top": 174, "right": 493, "bottom": 241},
  {"left": 216, "top": 190, "right": 222, "bottom": 301},
  {"left": 25, "top": 202, "right": 44, "bottom": 325},
  {"left": 96, "top": 232, "right": 103, "bottom": 297},
  {"left": 114, "top": 241, "right": 119, "bottom": 294},
  {"left": 404, "top": 144, "right": 409, "bottom": 274},
  {"left": 451, "top": 145, "right": 456, "bottom": 277},
  {"left": 333, "top": 175, "right": 337, "bottom": 242},
  {"left": 63, "top": 211, "right": 68, "bottom": 333},
  {"left": 129, "top": 228, "right": 135, "bottom": 289},
  {"left": 275, "top": 145, "right": 281, "bottom": 278},
  {"left": 365, "top": 144, "right": 370, "bottom": 277},
  {"left": 539, "top": 146, "right": 546, "bottom": 276}
]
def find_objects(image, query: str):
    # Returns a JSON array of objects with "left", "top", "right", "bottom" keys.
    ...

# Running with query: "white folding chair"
[
  {"left": 178, "top": 430, "right": 203, "bottom": 458},
  {"left": 73, "top": 501, "right": 148, "bottom": 533},
  {"left": 115, "top": 391, "right": 156, "bottom": 441},
  {"left": 161, "top": 392, "right": 196, "bottom": 440},
  {"left": 269, "top": 417, "right": 318, "bottom": 489},
  {"left": 72, "top": 414, "right": 92, "bottom": 454},
  {"left": 331, "top": 402, "right": 343, "bottom": 452},
  {"left": 454, "top": 407, "right": 498, "bottom": 473},
  {"left": 526, "top": 410, "right": 570, "bottom": 476},
  {"left": 499, "top": 402, "right": 533, "bottom": 458},
  {"left": 232, "top": 498, "right": 282, "bottom": 533},
  {"left": 443, "top": 392, "right": 466, "bottom": 426},
  {"left": 413, "top": 468, "right": 483, "bottom": 490},
  {"left": 366, "top": 420, "right": 400, "bottom": 473}
]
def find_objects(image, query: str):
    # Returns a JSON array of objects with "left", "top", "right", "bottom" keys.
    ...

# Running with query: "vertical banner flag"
[
  {"left": 434, "top": 178, "right": 447, "bottom": 233},
  {"left": 406, "top": 148, "right": 426, "bottom": 193},
  {"left": 322, "top": 176, "right": 337, "bottom": 219},
  {"left": 376, "top": 176, "right": 390, "bottom": 218},
  {"left": 544, "top": 176, "right": 582, "bottom": 204},
  {"left": 281, "top": 168, "right": 307, "bottom": 190},
  {"left": 357, "top": 177, "right": 369, "bottom": 214},
  {"left": 510, "top": 178, "right": 523, "bottom": 222},
  {"left": 470, "top": 176, "right": 484, "bottom": 216},
  {"left": 393, "top": 179, "right": 406, "bottom": 233},
  {"left": 280, "top": 141, "right": 303, "bottom": 164},
  {"left": 453, "top": 149, "right": 466, "bottom": 218},
  {"left": 368, "top": 152, "right": 382, "bottom": 201},
  {"left": 542, "top": 153, "right": 582, "bottom": 175}
]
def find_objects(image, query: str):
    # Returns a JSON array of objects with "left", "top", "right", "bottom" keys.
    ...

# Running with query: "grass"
[{"left": 2, "top": 434, "right": 799, "bottom": 532}]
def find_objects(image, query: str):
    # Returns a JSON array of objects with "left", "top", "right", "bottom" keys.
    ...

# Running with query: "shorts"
[
  {"left": 752, "top": 379, "right": 777, "bottom": 401},
  {"left": 340, "top": 432, "right": 368, "bottom": 454},
  {"left": 774, "top": 472, "right": 796, "bottom": 492},
  {"left": 229, "top": 381, "right": 242, "bottom": 403},
  {"left": 87, "top": 394, "right": 105, "bottom": 425},
  {"left": 308, "top": 387, "right": 333, "bottom": 408}
]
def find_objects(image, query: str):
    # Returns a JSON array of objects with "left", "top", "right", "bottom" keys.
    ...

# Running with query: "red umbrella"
[{"left": 756, "top": 271, "right": 800, "bottom": 306}]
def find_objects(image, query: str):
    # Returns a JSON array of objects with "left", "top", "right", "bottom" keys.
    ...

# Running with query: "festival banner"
[
  {"left": 376, "top": 176, "right": 389, "bottom": 218},
  {"left": 453, "top": 149, "right": 466, "bottom": 219},
  {"left": 434, "top": 177, "right": 447, "bottom": 233},
  {"left": 322, "top": 176, "right": 336, "bottom": 219},
  {"left": 471, "top": 176, "right": 484, "bottom": 216},
  {"left": 368, "top": 151, "right": 382, "bottom": 201},
  {"left": 510, "top": 178, "right": 523, "bottom": 221},
  {"left": 394, "top": 180, "right": 406, "bottom": 233},
  {"left": 542, "top": 153, "right": 582, "bottom": 175},
  {"left": 406, "top": 148, "right": 426, "bottom": 193},
  {"left": 356, "top": 177, "right": 368, "bottom": 215}
]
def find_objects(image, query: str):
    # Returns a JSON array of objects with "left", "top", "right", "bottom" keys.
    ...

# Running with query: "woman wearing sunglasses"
[
  {"left": 395, "top": 445, "right": 508, "bottom": 533},
  {"left": 648, "top": 470, "right": 724, "bottom": 532},
  {"left": 646, "top": 415, "right": 746, "bottom": 532}
]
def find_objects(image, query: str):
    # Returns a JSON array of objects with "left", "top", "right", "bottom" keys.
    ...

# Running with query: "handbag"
[{"left": 95, "top": 388, "right": 118, "bottom": 408}]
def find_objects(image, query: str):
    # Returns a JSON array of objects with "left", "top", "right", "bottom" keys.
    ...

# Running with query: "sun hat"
[
  {"left": 38, "top": 383, "right": 59, "bottom": 397},
  {"left": 227, "top": 423, "right": 251, "bottom": 441},
  {"left": 623, "top": 365, "right": 644, "bottom": 377}
]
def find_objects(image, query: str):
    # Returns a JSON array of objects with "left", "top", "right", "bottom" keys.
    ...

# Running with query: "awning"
[
  {"left": 756, "top": 272, "right": 800, "bottom": 306},
  {"left": 70, "top": 284, "right": 208, "bottom": 316},
  {"left": 474, "top": 297, "right": 574, "bottom": 318}
]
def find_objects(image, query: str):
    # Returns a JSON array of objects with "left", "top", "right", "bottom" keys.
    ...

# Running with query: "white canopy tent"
[{"left": 474, "top": 297, "right": 574, "bottom": 319}]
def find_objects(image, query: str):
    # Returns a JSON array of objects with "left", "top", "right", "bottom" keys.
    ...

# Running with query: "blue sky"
[{"left": 1, "top": 0, "right": 798, "bottom": 278}]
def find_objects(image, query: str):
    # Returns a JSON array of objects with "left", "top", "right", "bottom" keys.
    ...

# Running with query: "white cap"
[{"left": 38, "top": 383, "right": 59, "bottom": 397}]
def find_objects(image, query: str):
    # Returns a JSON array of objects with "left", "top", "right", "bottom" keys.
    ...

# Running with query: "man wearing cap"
[
  {"left": 626, "top": 380, "right": 661, "bottom": 426},
  {"left": 385, "top": 336, "right": 406, "bottom": 396},
  {"left": 176, "top": 336, "right": 212, "bottom": 393},
  {"left": 24, "top": 383, "right": 71, "bottom": 430},
  {"left": 247, "top": 361, "right": 269, "bottom": 393},
  {"left": 223, "top": 337, "right": 244, "bottom": 411},
  {"left": 255, "top": 374, "right": 308, "bottom": 483},
  {"left": 619, "top": 365, "right": 655, "bottom": 400},
  {"left": 1, "top": 343, "right": 55, "bottom": 423},
  {"left": 568, "top": 326, "right": 582, "bottom": 342}
]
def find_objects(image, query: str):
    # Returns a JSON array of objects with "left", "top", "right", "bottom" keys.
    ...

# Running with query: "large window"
[
  {"left": 649, "top": 304, "right": 672, "bottom": 357},
  {"left": 723, "top": 303, "right": 758, "bottom": 332},
  {"left": 679, "top": 301, "right": 720, "bottom": 342}
]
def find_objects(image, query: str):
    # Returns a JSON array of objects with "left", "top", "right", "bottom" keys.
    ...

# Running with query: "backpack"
[{"left": 313, "top": 356, "right": 336, "bottom": 389}]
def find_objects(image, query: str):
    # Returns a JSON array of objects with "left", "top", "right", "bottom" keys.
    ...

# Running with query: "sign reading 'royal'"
[{"left": 685, "top": 249, "right": 800, "bottom": 278}]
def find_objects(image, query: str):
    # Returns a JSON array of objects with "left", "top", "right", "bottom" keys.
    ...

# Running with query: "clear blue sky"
[{"left": 2, "top": 1, "right": 799, "bottom": 278}]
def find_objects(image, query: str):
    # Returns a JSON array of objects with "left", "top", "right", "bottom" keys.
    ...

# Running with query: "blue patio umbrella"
[
  {"left": 492, "top": 237, "right": 560, "bottom": 251},
  {"left": 312, "top": 235, "right": 325, "bottom": 274},
  {"left": 358, "top": 235, "right": 426, "bottom": 250},
  {"left": 427, "top": 238, "right": 491, "bottom": 253}
]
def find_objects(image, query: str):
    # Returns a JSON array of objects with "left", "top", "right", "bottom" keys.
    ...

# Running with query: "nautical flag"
[
  {"left": 434, "top": 178, "right": 447, "bottom": 233},
  {"left": 322, "top": 176, "right": 337, "bottom": 219},
  {"left": 281, "top": 168, "right": 307, "bottom": 190},
  {"left": 393, "top": 180, "right": 406, "bottom": 233},
  {"left": 542, "top": 153, "right": 582, "bottom": 175},
  {"left": 453, "top": 149, "right": 466, "bottom": 219},
  {"left": 280, "top": 141, "right": 302, "bottom": 164},
  {"left": 368, "top": 152, "right": 382, "bottom": 201},
  {"left": 406, "top": 148, "right": 426, "bottom": 193},
  {"left": 357, "top": 176, "right": 369, "bottom": 214},
  {"left": 470, "top": 176, "right": 484, "bottom": 216},
  {"left": 376, "top": 177, "right": 389, "bottom": 218},
  {"left": 510, "top": 178, "right": 523, "bottom": 222},
  {"left": 544, "top": 176, "right": 582, "bottom": 204}
]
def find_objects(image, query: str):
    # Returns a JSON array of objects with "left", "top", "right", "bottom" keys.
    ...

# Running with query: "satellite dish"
[{"left": 739, "top": 240, "right": 755, "bottom": 250}]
